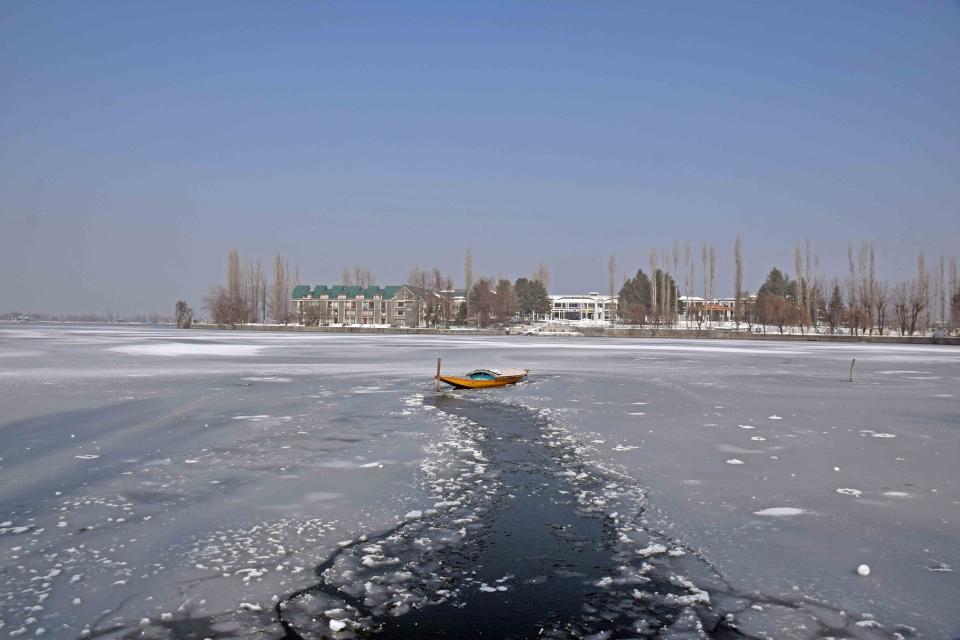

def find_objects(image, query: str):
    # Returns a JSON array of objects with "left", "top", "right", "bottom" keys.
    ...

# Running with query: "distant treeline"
[
  {"left": 2, "top": 311, "right": 169, "bottom": 324},
  {"left": 615, "top": 239, "right": 959, "bottom": 336},
  {"left": 195, "top": 241, "right": 959, "bottom": 336}
]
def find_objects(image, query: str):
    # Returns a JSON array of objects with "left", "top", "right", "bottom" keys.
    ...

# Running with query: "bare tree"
[
  {"left": 874, "top": 281, "right": 889, "bottom": 335},
  {"left": 650, "top": 249, "right": 659, "bottom": 326},
  {"left": 204, "top": 286, "right": 233, "bottom": 326},
  {"left": 950, "top": 257, "right": 958, "bottom": 329},
  {"left": 533, "top": 261, "right": 550, "bottom": 292},
  {"left": 794, "top": 243, "right": 804, "bottom": 326},
  {"left": 227, "top": 249, "right": 244, "bottom": 324},
  {"left": 913, "top": 252, "right": 928, "bottom": 334},
  {"left": 464, "top": 247, "right": 473, "bottom": 326},
  {"left": 258, "top": 262, "right": 267, "bottom": 324},
  {"left": 662, "top": 251, "right": 671, "bottom": 325},
  {"left": 866, "top": 243, "right": 877, "bottom": 334},
  {"left": 804, "top": 238, "right": 815, "bottom": 326},
  {"left": 847, "top": 243, "right": 857, "bottom": 333},
  {"left": 341, "top": 266, "right": 375, "bottom": 287},
  {"left": 608, "top": 254, "right": 617, "bottom": 326},
  {"left": 174, "top": 301, "right": 193, "bottom": 328},
  {"left": 893, "top": 282, "right": 909, "bottom": 336},
  {"left": 241, "top": 258, "right": 265, "bottom": 323},
  {"left": 270, "top": 253, "right": 291, "bottom": 325},
  {"left": 408, "top": 267, "right": 429, "bottom": 290},
  {"left": 672, "top": 242, "right": 680, "bottom": 322},
  {"left": 684, "top": 241, "right": 692, "bottom": 329},
  {"left": 894, "top": 254, "right": 929, "bottom": 336},
  {"left": 430, "top": 270, "right": 453, "bottom": 327},
  {"left": 709, "top": 243, "right": 716, "bottom": 326},
  {"left": 734, "top": 236, "right": 743, "bottom": 330},
  {"left": 700, "top": 244, "right": 708, "bottom": 328},
  {"left": 938, "top": 255, "right": 946, "bottom": 325}
]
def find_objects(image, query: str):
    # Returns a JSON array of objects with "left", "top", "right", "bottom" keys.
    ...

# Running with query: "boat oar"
[{"left": 435, "top": 358, "right": 441, "bottom": 393}]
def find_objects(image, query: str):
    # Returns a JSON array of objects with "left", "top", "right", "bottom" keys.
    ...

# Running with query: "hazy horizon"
[{"left": 2, "top": 2, "right": 958, "bottom": 315}]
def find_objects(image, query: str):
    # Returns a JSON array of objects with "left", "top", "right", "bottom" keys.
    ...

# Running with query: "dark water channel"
[
  {"left": 278, "top": 398, "right": 749, "bottom": 639},
  {"left": 374, "top": 399, "right": 613, "bottom": 638}
]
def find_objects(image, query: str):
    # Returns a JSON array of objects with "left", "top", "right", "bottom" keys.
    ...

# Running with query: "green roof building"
[
  {"left": 290, "top": 283, "right": 423, "bottom": 327},
  {"left": 290, "top": 283, "right": 467, "bottom": 327}
]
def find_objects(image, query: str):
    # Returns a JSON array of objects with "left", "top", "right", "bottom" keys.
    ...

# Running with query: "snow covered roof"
[
  {"left": 292, "top": 285, "right": 407, "bottom": 300},
  {"left": 491, "top": 367, "right": 528, "bottom": 377}
]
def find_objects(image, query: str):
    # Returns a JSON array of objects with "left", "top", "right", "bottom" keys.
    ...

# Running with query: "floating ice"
[
  {"left": 74, "top": 454, "right": 99, "bottom": 460},
  {"left": 857, "top": 564, "right": 871, "bottom": 577},
  {"left": 836, "top": 488, "right": 862, "bottom": 497},
  {"left": 725, "top": 459, "right": 744, "bottom": 465},
  {"left": 767, "top": 415, "right": 783, "bottom": 420},
  {"left": 635, "top": 543, "right": 668, "bottom": 557},
  {"left": 754, "top": 507, "right": 804, "bottom": 517}
]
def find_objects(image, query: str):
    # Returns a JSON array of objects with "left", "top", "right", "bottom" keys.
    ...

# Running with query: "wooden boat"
[{"left": 435, "top": 362, "right": 528, "bottom": 390}]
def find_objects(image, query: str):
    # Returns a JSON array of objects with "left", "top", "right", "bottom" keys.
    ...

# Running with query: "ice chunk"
[
  {"left": 754, "top": 507, "right": 804, "bottom": 517},
  {"left": 836, "top": 488, "right": 862, "bottom": 497}
]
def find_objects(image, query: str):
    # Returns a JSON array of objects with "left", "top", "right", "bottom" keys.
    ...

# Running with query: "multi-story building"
[
  {"left": 549, "top": 292, "right": 617, "bottom": 323},
  {"left": 678, "top": 296, "right": 739, "bottom": 323},
  {"left": 291, "top": 284, "right": 422, "bottom": 326}
]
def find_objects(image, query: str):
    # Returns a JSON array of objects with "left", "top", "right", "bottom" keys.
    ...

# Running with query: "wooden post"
[
  {"left": 435, "top": 358, "right": 441, "bottom": 393},
  {"left": 849, "top": 358, "right": 856, "bottom": 383}
]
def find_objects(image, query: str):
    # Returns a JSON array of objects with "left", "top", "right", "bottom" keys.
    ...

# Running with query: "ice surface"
[{"left": 1, "top": 325, "right": 958, "bottom": 638}]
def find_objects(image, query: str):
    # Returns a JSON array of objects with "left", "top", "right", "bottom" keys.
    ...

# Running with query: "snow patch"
[{"left": 110, "top": 343, "right": 266, "bottom": 357}]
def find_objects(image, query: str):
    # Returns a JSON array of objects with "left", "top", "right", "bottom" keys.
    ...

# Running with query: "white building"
[
  {"left": 678, "top": 296, "right": 742, "bottom": 323},
  {"left": 549, "top": 292, "right": 617, "bottom": 323}
]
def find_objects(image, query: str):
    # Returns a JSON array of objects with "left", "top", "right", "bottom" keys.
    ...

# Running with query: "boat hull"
[{"left": 436, "top": 374, "right": 526, "bottom": 390}]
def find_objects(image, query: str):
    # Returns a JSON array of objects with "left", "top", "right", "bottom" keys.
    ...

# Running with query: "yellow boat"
[{"left": 435, "top": 366, "right": 529, "bottom": 390}]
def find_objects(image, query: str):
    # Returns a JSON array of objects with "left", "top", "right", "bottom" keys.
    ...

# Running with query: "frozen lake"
[{"left": 0, "top": 325, "right": 957, "bottom": 639}]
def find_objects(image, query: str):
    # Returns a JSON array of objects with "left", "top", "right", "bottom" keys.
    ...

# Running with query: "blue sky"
[{"left": 1, "top": 1, "right": 958, "bottom": 313}]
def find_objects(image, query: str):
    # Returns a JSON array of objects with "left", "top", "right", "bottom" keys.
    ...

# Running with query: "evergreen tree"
[
  {"left": 493, "top": 279, "right": 515, "bottom": 324},
  {"left": 528, "top": 280, "right": 552, "bottom": 320},
  {"left": 618, "top": 269, "right": 652, "bottom": 324},
  {"left": 513, "top": 277, "right": 532, "bottom": 320},
  {"left": 758, "top": 268, "right": 795, "bottom": 300}
]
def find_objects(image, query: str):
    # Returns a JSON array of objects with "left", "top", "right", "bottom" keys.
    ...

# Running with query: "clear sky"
[{"left": 2, "top": 1, "right": 958, "bottom": 314}]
